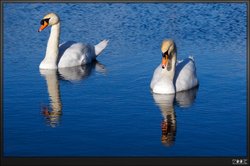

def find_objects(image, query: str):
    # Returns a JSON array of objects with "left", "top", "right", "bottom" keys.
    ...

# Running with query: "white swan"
[
  {"left": 38, "top": 13, "right": 109, "bottom": 69},
  {"left": 150, "top": 39, "right": 198, "bottom": 94}
]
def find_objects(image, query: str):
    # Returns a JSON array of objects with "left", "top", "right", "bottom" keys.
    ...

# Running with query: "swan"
[
  {"left": 38, "top": 13, "right": 109, "bottom": 69},
  {"left": 150, "top": 39, "right": 198, "bottom": 94}
]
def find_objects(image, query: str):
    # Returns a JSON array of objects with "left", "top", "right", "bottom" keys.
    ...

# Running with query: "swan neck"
[
  {"left": 46, "top": 22, "right": 60, "bottom": 59},
  {"left": 41, "top": 23, "right": 60, "bottom": 69},
  {"left": 168, "top": 53, "right": 176, "bottom": 80}
]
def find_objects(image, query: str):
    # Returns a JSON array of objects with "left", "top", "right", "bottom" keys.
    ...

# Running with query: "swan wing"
[
  {"left": 174, "top": 57, "right": 198, "bottom": 92},
  {"left": 58, "top": 42, "right": 95, "bottom": 68}
]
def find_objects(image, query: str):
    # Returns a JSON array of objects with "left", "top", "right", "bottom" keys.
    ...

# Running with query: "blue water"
[{"left": 3, "top": 3, "right": 247, "bottom": 157}]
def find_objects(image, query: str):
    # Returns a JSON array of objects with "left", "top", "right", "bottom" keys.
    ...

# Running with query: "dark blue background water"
[{"left": 3, "top": 3, "right": 247, "bottom": 157}]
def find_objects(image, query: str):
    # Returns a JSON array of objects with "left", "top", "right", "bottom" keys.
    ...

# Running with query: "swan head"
[
  {"left": 161, "top": 39, "right": 176, "bottom": 69},
  {"left": 38, "top": 13, "right": 60, "bottom": 32}
]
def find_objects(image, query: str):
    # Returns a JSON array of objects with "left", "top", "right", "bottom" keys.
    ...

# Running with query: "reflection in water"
[
  {"left": 152, "top": 87, "right": 198, "bottom": 146},
  {"left": 40, "top": 69, "right": 62, "bottom": 128},
  {"left": 175, "top": 87, "right": 199, "bottom": 108},
  {"left": 40, "top": 61, "right": 106, "bottom": 127},
  {"left": 58, "top": 60, "right": 107, "bottom": 81}
]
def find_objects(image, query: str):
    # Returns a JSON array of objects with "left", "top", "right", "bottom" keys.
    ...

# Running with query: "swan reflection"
[
  {"left": 152, "top": 87, "right": 198, "bottom": 146},
  {"left": 40, "top": 61, "right": 106, "bottom": 127},
  {"left": 58, "top": 61, "right": 106, "bottom": 81}
]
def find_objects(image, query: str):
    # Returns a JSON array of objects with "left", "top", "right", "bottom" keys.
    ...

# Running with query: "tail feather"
[
  {"left": 188, "top": 56, "right": 195, "bottom": 62},
  {"left": 95, "top": 39, "right": 109, "bottom": 56}
]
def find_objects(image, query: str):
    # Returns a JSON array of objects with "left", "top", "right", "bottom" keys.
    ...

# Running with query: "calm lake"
[{"left": 3, "top": 2, "right": 247, "bottom": 157}]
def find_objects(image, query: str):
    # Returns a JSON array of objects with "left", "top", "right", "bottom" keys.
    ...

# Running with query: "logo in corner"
[{"left": 232, "top": 159, "right": 248, "bottom": 165}]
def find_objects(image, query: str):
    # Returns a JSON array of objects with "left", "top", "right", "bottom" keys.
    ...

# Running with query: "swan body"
[
  {"left": 38, "top": 13, "right": 108, "bottom": 69},
  {"left": 150, "top": 39, "right": 198, "bottom": 94},
  {"left": 150, "top": 65, "right": 176, "bottom": 94}
]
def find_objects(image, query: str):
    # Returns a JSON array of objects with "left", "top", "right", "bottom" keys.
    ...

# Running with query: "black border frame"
[{"left": 1, "top": 0, "right": 249, "bottom": 166}]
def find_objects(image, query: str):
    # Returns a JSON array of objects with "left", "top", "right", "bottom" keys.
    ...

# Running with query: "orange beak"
[
  {"left": 38, "top": 22, "right": 48, "bottom": 32},
  {"left": 162, "top": 56, "right": 168, "bottom": 69}
]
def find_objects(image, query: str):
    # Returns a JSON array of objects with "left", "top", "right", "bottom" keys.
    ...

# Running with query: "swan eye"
[
  {"left": 162, "top": 51, "right": 168, "bottom": 57},
  {"left": 40, "top": 18, "right": 50, "bottom": 25}
]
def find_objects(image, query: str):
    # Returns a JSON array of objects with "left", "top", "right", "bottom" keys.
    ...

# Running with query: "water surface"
[{"left": 3, "top": 2, "right": 247, "bottom": 157}]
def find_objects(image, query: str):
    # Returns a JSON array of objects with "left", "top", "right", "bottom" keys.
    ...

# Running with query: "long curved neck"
[{"left": 40, "top": 23, "right": 60, "bottom": 69}]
